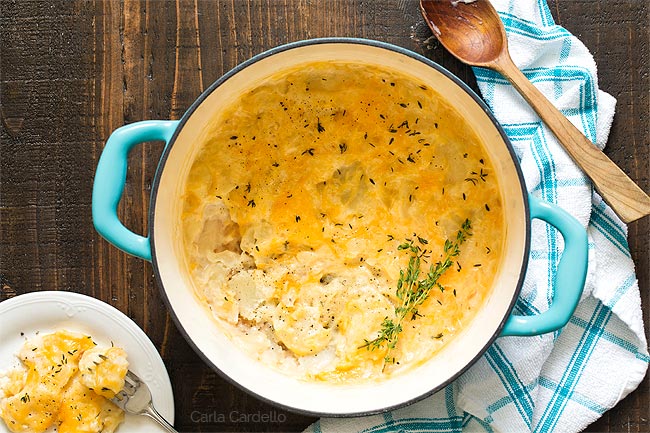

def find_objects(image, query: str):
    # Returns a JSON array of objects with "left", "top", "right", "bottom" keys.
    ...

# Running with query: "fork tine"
[
  {"left": 126, "top": 370, "right": 141, "bottom": 383},
  {"left": 109, "top": 370, "right": 176, "bottom": 431},
  {"left": 122, "top": 378, "right": 136, "bottom": 394},
  {"left": 119, "top": 386, "right": 135, "bottom": 397},
  {"left": 124, "top": 373, "right": 137, "bottom": 387}
]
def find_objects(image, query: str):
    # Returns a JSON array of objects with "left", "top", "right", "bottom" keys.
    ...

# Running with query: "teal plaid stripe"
[
  {"left": 311, "top": 1, "right": 647, "bottom": 431},
  {"left": 590, "top": 200, "right": 631, "bottom": 258},
  {"left": 473, "top": 67, "right": 599, "bottom": 143},
  {"left": 462, "top": 415, "right": 494, "bottom": 433},
  {"left": 500, "top": 13, "right": 570, "bottom": 40},
  {"left": 534, "top": 303, "right": 611, "bottom": 432},
  {"left": 469, "top": 2, "right": 646, "bottom": 431},
  {"left": 538, "top": 377, "right": 607, "bottom": 415},
  {"left": 568, "top": 314, "right": 649, "bottom": 363},
  {"left": 361, "top": 417, "right": 463, "bottom": 433},
  {"left": 484, "top": 344, "right": 536, "bottom": 427},
  {"left": 465, "top": 0, "right": 646, "bottom": 430}
]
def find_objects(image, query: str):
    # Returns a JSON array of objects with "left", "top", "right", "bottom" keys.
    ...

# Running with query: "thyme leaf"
[{"left": 361, "top": 219, "right": 472, "bottom": 365}]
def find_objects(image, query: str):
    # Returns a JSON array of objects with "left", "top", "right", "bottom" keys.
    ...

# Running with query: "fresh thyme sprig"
[{"left": 361, "top": 219, "right": 473, "bottom": 365}]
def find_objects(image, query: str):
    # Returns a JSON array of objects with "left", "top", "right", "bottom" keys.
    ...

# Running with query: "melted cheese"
[
  {"left": 182, "top": 61, "right": 505, "bottom": 382},
  {"left": 0, "top": 331, "right": 127, "bottom": 433},
  {"left": 58, "top": 375, "right": 123, "bottom": 433},
  {"left": 79, "top": 347, "right": 129, "bottom": 399}
]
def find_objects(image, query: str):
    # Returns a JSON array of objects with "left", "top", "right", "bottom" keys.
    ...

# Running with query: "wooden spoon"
[{"left": 420, "top": 0, "right": 650, "bottom": 223}]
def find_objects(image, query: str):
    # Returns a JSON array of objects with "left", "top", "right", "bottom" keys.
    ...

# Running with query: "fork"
[{"left": 111, "top": 370, "right": 178, "bottom": 432}]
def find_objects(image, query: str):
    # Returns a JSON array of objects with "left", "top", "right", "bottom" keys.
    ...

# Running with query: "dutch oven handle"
[
  {"left": 501, "top": 195, "right": 589, "bottom": 336},
  {"left": 92, "top": 120, "right": 179, "bottom": 262}
]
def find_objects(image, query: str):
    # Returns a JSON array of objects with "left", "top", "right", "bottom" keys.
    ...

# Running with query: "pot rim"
[{"left": 148, "top": 37, "right": 531, "bottom": 417}]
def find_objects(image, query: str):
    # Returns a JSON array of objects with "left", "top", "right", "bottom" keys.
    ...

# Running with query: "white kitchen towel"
[{"left": 308, "top": 0, "right": 649, "bottom": 432}]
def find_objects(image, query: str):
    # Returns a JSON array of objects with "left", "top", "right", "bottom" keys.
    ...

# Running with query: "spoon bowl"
[
  {"left": 420, "top": 0, "right": 650, "bottom": 223},
  {"left": 420, "top": 0, "right": 505, "bottom": 66}
]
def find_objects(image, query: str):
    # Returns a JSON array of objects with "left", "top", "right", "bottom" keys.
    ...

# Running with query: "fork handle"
[{"left": 144, "top": 404, "right": 179, "bottom": 433}]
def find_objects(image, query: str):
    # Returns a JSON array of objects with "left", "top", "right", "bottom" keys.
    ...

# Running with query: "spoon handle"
[{"left": 493, "top": 55, "right": 650, "bottom": 223}]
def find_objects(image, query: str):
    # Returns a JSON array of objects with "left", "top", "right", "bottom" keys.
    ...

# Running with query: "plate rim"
[{"left": 0, "top": 290, "right": 175, "bottom": 426}]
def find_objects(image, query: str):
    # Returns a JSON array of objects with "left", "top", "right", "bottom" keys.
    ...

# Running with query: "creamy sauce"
[
  {"left": 0, "top": 330, "right": 127, "bottom": 433},
  {"left": 181, "top": 61, "right": 504, "bottom": 382}
]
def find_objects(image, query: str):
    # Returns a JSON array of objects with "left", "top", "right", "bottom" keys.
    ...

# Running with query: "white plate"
[{"left": 0, "top": 291, "right": 175, "bottom": 432}]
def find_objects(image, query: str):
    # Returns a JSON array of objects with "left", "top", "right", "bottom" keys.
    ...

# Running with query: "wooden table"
[{"left": 1, "top": 1, "right": 647, "bottom": 431}]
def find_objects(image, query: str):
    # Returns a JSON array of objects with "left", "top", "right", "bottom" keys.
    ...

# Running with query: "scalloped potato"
[
  {"left": 181, "top": 61, "right": 505, "bottom": 382},
  {"left": 0, "top": 330, "right": 127, "bottom": 433}
]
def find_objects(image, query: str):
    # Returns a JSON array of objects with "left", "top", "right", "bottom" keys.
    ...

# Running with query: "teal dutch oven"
[{"left": 92, "top": 38, "right": 588, "bottom": 416}]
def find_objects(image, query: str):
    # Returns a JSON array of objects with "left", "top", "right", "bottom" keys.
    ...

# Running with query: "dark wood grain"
[
  {"left": 1, "top": 1, "right": 647, "bottom": 432},
  {"left": 547, "top": 2, "right": 650, "bottom": 432}
]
